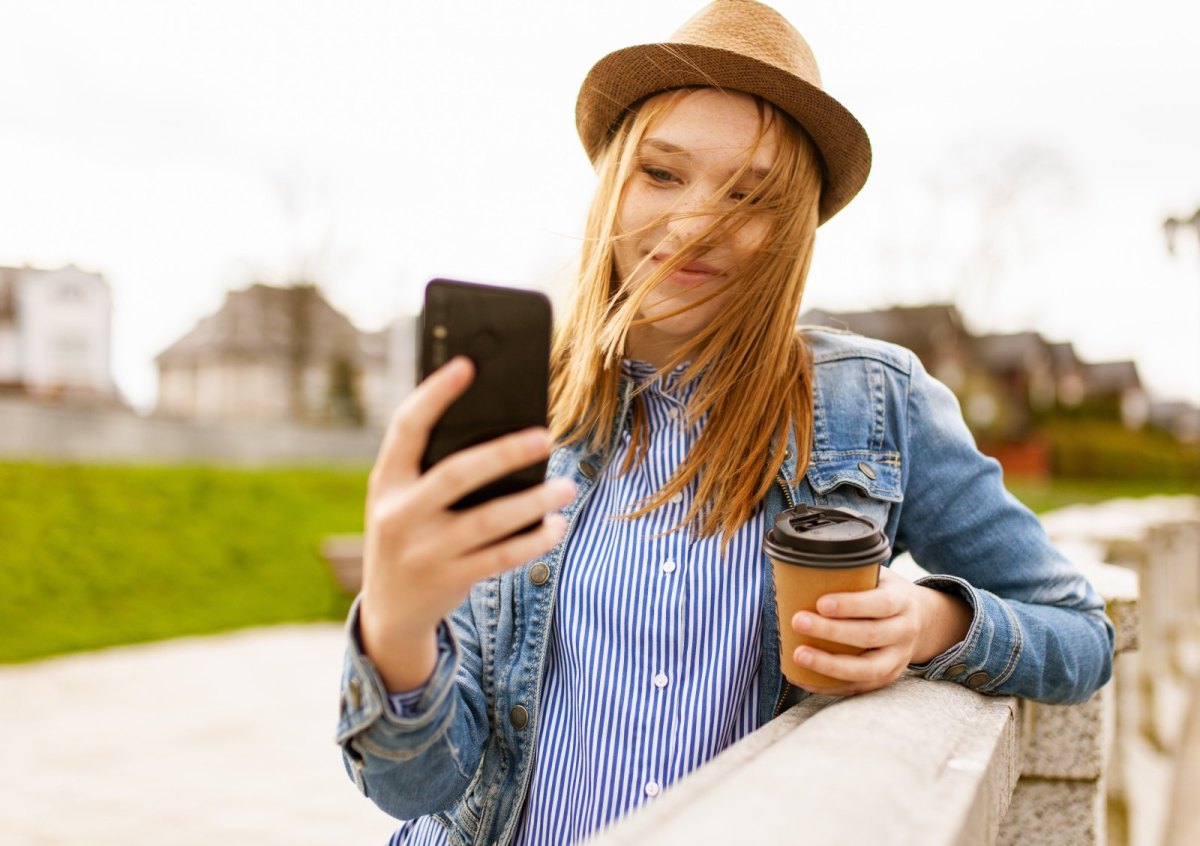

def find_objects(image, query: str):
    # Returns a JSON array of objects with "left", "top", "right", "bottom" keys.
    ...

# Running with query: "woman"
[{"left": 336, "top": 2, "right": 1115, "bottom": 844}]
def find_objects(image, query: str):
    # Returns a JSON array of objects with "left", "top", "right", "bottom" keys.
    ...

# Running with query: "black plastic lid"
[{"left": 763, "top": 504, "right": 890, "bottom": 568}]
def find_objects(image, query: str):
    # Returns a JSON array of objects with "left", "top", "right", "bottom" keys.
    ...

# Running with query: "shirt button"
[
  {"left": 669, "top": 492, "right": 683, "bottom": 505},
  {"left": 653, "top": 673, "right": 669, "bottom": 689},
  {"left": 662, "top": 559, "right": 677, "bottom": 574},
  {"left": 644, "top": 780, "right": 660, "bottom": 798}
]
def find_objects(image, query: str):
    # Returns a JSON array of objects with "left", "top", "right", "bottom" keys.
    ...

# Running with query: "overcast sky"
[{"left": 3, "top": 0, "right": 1199, "bottom": 410}]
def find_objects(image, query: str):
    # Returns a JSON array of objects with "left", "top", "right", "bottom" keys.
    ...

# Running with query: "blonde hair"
[{"left": 550, "top": 89, "right": 822, "bottom": 544}]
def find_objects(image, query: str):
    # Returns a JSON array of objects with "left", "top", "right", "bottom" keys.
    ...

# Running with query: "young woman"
[{"left": 336, "top": 2, "right": 1115, "bottom": 844}]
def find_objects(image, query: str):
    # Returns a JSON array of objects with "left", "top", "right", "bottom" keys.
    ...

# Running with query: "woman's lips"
[{"left": 650, "top": 254, "right": 721, "bottom": 287}]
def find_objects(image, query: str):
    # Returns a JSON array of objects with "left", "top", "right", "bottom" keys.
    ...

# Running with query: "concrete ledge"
[
  {"left": 1020, "top": 683, "right": 1115, "bottom": 781},
  {"left": 998, "top": 778, "right": 1105, "bottom": 846},
  {"left": 590, "top": 677, "right": 1019, "bottom": 846}
]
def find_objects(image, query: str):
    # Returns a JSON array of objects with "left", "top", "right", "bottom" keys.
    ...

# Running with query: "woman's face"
[{"left": 615, "top": 88, "right": 781, "bottom": 366}]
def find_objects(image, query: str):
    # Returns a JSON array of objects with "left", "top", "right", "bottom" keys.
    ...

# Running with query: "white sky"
[{"left": 3, "top": 0, "right": 1199, "bottom": 411}]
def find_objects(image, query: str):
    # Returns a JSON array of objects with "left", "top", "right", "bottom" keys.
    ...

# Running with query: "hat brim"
[{"left": 576, "top": 42, "right": 871, "bottom": 224}]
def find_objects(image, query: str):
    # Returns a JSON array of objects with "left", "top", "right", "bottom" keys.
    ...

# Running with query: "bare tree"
[{"left": 1164, "top": 206, "right": 1200, "bottom": 258}]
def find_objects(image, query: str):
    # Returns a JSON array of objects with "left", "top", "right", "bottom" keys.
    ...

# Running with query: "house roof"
[
  {"left": 1083, "top": 360, "right": 1142, "bottom": 394},
  {"left": 156, "top": 283, "right": 369, "bottom": 364},
  {"left": 1046, "top": 341, "right": 1081, "bottom": 373},
  {"left": 799, "top": 304, "right": 967, "bottom": 353},
  {"left": 972, "top": 332, "right": 1051, "bottom": 372}
]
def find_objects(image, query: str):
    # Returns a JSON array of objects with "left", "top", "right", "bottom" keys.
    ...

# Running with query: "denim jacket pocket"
[{"left": 806, "top": 451, "right": 903, "bottom": 528}]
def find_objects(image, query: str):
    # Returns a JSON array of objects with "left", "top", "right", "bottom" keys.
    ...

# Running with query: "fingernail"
[
  {"left": 795, "top": 647, "right": 813, "bottom": 667},
  {"left": 793, "top": 612, "right": 813, "bottom": 632},
  {"left": 525, "top": 428, "right": 551, "bottom": 451},
  {"left": 818, "top": 597, "right": 837, "bottom": 614},
  {"left": 550, "top": 477, "right": 577, "bottom": 500},
  {"left": 547, "top": 513, "right": 568, "bottom": 537}
]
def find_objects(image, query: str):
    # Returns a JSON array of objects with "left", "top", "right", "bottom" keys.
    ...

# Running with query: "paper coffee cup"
[{"left": 764, "top": 504, "right": 891, "bottom": 688}]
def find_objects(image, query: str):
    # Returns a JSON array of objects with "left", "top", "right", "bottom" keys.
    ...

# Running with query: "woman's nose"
[{"left": 665, "top": 191, "right": 720, "bottom": 244}]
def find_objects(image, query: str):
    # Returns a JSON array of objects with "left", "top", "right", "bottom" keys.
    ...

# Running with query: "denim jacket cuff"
[
  {"left": 335, "top": 595, "right": 460, "bottom": 751},
  {"left": 906, "top": 574, "right": 1023, "bottom": 694}
]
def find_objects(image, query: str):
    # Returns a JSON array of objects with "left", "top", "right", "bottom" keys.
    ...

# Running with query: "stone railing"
[
  {"left": 586, "top": 496, "right": 1199, "bottom": 846},
  {"left": 1040, "top": 497, "right": 1200, "bottom": 846}
]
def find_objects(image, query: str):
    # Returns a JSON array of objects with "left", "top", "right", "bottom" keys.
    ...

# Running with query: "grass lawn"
[
  {"left": 1003, "top": 476, "right": 1199, "bottom": 514},
  {"left": 1, "top": 461, "right": 1194, "bottom": 663},
  {"left": 0, "top": 462, "right": 367, "bottom": 663}
]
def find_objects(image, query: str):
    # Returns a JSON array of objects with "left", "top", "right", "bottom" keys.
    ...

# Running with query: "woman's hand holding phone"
[{"left": 358, "top": 356, "right": 576, "bottom": 694}]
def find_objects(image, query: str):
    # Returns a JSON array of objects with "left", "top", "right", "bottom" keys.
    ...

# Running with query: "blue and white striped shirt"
[{"left": 388, "top": 360, "right": 766, "bottom": 846}]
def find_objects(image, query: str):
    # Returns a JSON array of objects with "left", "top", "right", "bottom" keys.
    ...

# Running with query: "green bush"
[
  {"left": 1037, "top": 421, "right": 1200, "bottom": 481},
  {"left": 0, "top": 462, "right": 367, "bottom": 662}
]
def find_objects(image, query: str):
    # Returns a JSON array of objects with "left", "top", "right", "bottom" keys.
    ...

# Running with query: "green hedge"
[
  {"left": 0, "top": 462, "right": 367, "bottom": 663},
  {"left": 1037, "top": 421, "right": 1200, "bottom": 481},
  {"left": 2, "top": 459, "right": 1194, "bottom": 664}
]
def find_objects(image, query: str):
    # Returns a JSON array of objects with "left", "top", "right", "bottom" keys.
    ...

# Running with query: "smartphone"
[{"left": 419, "top": 278, "right": 553, "bottom": 510}]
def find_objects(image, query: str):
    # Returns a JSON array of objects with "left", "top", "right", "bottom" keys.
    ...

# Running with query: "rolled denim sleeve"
[
  {"left": 335, "top": 594, "right": 490, "bottom": 820},
  {"left": 896, "top": 353, "right": 1115, "bottom": 704}
]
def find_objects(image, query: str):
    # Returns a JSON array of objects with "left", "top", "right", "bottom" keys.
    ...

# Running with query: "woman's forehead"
[{"left": 640, "top": 89, "right": 780, "bottom": 172}]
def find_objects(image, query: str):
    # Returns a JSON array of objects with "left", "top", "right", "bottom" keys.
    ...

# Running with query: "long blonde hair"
[{"left": 550, "top": 89, "right": 823, "bottom": 544}]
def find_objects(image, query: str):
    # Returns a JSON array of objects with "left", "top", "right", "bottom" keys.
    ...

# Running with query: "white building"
[{"left": 0, "top": 264, "right": 117, "bottom": 402}]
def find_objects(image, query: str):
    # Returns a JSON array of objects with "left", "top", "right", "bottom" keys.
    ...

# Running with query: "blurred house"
[
  {"left": 155, "top": 283, "right": 386, "bottom": 426},
  {"left": 1149, "top": 400, "right": 1200, "bottom": 444},
  {"left": 0, "top": 264, "right": 119, "bottom": 404},
  {"left": 796, "top": 304, "right": 1177, "bottom": 476},
  {"left": 801, "top": 304, "right": 974, "bottom": 392},
  {"left": 1081, "top": 360, "right": 1148, "bottom": 430}
]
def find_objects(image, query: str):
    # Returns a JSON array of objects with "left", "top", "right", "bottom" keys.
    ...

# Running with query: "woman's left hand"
[{"left": 789, "top": 566, "right": 973, "bottom": 697}]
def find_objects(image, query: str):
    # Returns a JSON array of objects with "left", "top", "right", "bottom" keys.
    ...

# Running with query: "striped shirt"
[{"left": 388, "top": 360, "right": 766, "bottom": 845}]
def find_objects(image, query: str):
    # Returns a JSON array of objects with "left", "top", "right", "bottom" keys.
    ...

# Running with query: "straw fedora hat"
[{"left": 576, "top": 0, "right": 871, "bottom": 224}]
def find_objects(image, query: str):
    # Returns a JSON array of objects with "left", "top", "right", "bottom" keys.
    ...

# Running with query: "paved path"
[{"left": 0, "top": 625, "right": 400, "bottom": 845}]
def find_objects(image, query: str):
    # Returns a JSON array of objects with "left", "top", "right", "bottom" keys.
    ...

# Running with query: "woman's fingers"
[
  {"left": 793, "top": 644, "right": 906, "bottom": 694},
  {"left": 813, "top": 568, "right": 907, "bottom": 619},
  {"left": 417, "top": 426, "right": 555, "bottom": 513},
  {"left": 371, "top": 356, "right": 475, "bottom": 492},
  {"left": 395, "top": 476, "right": 576, "bottom": 567},
  {"left": 447, "top": 477, "right": 577, "bottom": 553},
  {"left": 459, "top": 513, "right": 570, "bottom": 583},
  {"left": 792, "top": 610, "right": 909, "bottom": 651}
]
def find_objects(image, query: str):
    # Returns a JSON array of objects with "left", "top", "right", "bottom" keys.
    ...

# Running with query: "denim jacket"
[{"left": 335, "top": 327, "right": 1115, "bottom": 846}]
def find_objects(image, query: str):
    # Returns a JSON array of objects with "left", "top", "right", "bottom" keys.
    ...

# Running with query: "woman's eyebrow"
[
  {"left": 639, "top": 138, "right": 691, "bottom": 158},
  {"left": 639, "top": 137, "right": 771, "bottom": 181}
]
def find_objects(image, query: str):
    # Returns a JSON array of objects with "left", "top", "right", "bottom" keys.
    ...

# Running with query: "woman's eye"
[
  {"left": 643, "top": 166, "right": 675, "bottom": 183},
  {"left": 731, "top": 192, "right": 762, "bottom": 205}
]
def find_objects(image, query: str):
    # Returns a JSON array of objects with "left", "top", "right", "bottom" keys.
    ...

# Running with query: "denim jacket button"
[
  {"left": 966, "top": 671, "right": 990, "bottom": 689},
  {"left": 947, "top": 663, "right": 968, "bottom": 677},
  {"left": 528, "top": 562, "right": 550, "bottom": 586},
  {"left": 857, "top": 461, "right": 877, "bottom": 480},
  {"left": 578, "top": 460, "right": 598, "bottom": 480},
  {"left": 509, "top": 705, "right": 530, "bottom": 730},
  {"left": 347, "top": 678, "right": 362, "bottom": 711}
]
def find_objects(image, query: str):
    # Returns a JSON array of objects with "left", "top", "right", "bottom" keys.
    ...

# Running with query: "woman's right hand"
[{"left": 358, "top": 356, "right": 576, "bottom": 693}]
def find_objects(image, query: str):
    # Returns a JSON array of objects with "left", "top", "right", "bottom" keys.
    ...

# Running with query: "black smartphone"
[{"left": 419, "top": 278, "right": 553, "bottom": 510}]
